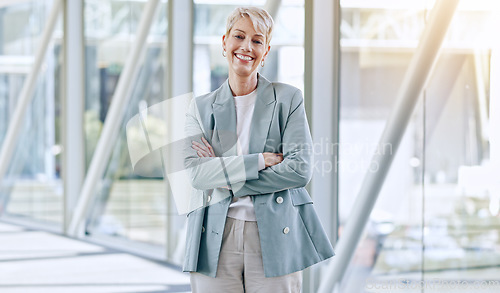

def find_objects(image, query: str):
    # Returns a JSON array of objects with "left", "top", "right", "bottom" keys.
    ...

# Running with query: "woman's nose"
[{"left": 241, "top": 39, "right": 252, "bottom": 51}]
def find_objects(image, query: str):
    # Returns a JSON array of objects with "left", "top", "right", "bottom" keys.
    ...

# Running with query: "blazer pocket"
[{"left": 290, "top": 188, "right": 313, "bottom": 206}]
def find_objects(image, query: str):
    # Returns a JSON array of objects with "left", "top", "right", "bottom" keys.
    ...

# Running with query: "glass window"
[
  {"left": 0, "top": 0, "right": 63, "bottom": 226},
  {"left": 338, "top": 0, "right": 499, "bottom": 291},
  {"left": 83, "top": 0, "right": 178, "bottom": 262}
]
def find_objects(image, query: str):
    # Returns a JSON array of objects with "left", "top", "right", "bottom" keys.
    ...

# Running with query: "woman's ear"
[
  {"left": 222, "top": 34, "right": 226, "bottom": 49},
  {"left": 264, "top": 45, "right": 271, "bottom": 58}
]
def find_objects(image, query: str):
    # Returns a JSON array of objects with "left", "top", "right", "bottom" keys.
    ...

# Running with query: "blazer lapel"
[
  {"left": 212, "top": 74, "right": 276, "bottom": 156},
  {"left": 249, "top": 74, "right": 276, "bottom": 154},
  {"left": 212, "top": 80, "right": 238, "bottom": 156}
]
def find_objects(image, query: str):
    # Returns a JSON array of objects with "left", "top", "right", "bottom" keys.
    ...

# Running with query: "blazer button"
[
  {"left": 202, "top": 226, "right": 206, "bottom": 233},
  {"left": 276, "top": 196, "right": 284, "bottom": 204},
  {"left": 283, "top": 227, "right": 290, "bottom": 234},
  {"left": 207, "top": 195, "right": 211, "bottom": 203}
]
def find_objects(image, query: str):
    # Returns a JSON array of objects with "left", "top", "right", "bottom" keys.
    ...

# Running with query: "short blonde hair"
[{"left": 225, "top": 7, "right": 274, "bottom": 46}]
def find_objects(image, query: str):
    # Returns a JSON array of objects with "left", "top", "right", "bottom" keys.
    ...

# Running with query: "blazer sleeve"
[
  {"left": 232, "top": 89, "right": 313, "bottom": 197},
  {"left": 184, "top": 98, "right": 260, "bottom": 190}
]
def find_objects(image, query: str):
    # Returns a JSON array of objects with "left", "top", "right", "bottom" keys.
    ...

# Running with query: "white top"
[{"left": 227, "top": 89, "right": 265, "bottom": 221}]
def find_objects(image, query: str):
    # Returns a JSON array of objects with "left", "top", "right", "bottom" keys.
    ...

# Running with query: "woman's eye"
[
  {"left": 253, "top": 40, "right": 263, "bottom": 44},
  {"left": 235, "top": 35, "right": 243, "bottom": 39}
]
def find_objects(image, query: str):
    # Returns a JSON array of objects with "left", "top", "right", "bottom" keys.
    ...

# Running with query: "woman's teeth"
[{"left": 235, "top": 54, "right": 253, "bottom": 61}]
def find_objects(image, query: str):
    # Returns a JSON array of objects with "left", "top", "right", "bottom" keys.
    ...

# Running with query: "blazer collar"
[
  {"left": 213, "top": 73, "right": 275, "bottom": 106},
  {"left": 212, "top": 74, "right": 276, "bottom": 155}
]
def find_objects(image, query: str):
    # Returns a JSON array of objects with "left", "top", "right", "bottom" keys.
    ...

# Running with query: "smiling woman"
[
  {"left": 183, "top": 6, "right": 334, "bottom": 293},
  {"left": 222, "top": 11, "right": 270, "bottom": 91}
]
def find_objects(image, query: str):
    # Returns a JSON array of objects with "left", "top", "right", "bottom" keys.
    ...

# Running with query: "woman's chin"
[{"left": 230, "top": 66, "right": 258, "bottom": 78}]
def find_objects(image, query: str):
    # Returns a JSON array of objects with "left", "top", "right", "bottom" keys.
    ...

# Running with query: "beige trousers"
[{"left": 190, "top": 217, "right": 302, "bottom": 293}]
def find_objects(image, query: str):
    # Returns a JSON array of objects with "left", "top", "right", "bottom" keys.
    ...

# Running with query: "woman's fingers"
[
  {"left": 195, "top": 148, "right": 209, "bottom": 157},
  {"left": 201, "top": 137, "right": 215, "bottom": 156},
  {"left": 192, "top": 139, "right": 215, "bottom": 157},
  {"left": 275, "top": 153, "right": 284, "bottom": 163},
  {"left": 192, "top": 141, "right": 210, "bottom": 157},
  {"left": 263, "top": 152, "right": 284, "bottom": 167},
  {"left": 193, "top": 147, "right": 209, "bottom": 157}
]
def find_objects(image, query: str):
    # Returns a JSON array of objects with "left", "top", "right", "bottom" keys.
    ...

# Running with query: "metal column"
[
  {"left": 308, "top": 0, "right": 340, "bottom": 247},
  {"left": 490, "top": 46, "right": 500, "bottom": 165},
  {"left": 62, "top": 0, "right": 85, "bottom": 234},
  {"left": 165, "top": 0, "right": 193, "bottom": 259},
  {"left": 304, "top": 0, "right": 340, "bottom": 292},
  {"left": 317, "top": 0, "right": 460, "bottom": 292}
]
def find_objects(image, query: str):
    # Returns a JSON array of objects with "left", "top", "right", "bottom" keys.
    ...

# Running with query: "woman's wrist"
[{"left": 258, "top": 153, "right": 265, "bottom": 170}]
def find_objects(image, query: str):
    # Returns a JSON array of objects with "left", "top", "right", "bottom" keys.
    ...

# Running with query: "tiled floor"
[{"left": 0, "top": 221, "right": 191, "bottom": 293}]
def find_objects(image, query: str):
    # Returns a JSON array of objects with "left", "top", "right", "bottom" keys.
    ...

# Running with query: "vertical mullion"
[
  {"left": 62, "top": 0, "right": 85, "bottom": 234},
  {"left": 166, "top": 0, "right": 193, "bottom": 261},
  {"left": 305, "top": 0, "right": 340, "bottom": 292}
]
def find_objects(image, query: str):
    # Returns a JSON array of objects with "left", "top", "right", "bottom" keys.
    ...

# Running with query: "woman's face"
[{"left": 222, "top": 16, "right": 270, "bottom": 79}]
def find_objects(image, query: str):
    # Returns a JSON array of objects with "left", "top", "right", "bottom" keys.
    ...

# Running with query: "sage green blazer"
[{"left": 182, "top": 74, "right": 334, "bottom": 278}]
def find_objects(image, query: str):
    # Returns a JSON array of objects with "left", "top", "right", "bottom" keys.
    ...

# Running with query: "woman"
[{"left": 183, "top": 7, "right": 334, "bottom": 292}]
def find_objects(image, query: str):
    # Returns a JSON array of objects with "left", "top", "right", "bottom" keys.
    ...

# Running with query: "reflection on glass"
[
  {"left": 339, "top": 0, "right": 500, "bottom": 292},
  {"left": 83, "top": 0, "right": 188, "bottom": 263},
  {"left": 0, "top": 0, "right": 63, "bottom": 226}
]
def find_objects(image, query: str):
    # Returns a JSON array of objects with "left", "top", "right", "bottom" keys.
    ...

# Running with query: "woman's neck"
[{"left": 228, "top": 72, "right": 258, "bottom": 96}]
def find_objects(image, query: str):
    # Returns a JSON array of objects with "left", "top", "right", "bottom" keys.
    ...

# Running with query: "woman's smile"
[{"left": 234, "top": 53, "right": 254, "bottom": 62}]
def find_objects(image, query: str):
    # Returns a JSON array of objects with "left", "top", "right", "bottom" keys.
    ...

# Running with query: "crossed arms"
[{"left": 184, "top": 89, "right": 313, "bottom": 196}]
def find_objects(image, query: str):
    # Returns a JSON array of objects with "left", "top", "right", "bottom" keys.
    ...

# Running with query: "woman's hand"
[
  {"left": 192, "top": 137, "right": 215, "bottom": 157},
  {"left": 263, "top": 152, "right": 283, "bottom": 167}
]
